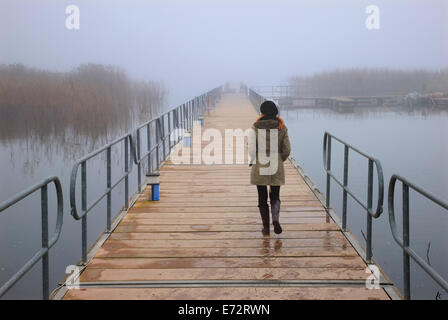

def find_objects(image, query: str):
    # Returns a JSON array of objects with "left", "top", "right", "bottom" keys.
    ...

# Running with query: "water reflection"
[
  {"left": 261, "top": 238, "right": 283, "bottom": 256},
  {"left": 280, "top": 104, "right": 448, "bottom": 120},
  {"left": 2, "top": 130, "right": 113, "bottom": 175},
  {"left": 0, "top": 63, "right": 166, "bottom": 174}
]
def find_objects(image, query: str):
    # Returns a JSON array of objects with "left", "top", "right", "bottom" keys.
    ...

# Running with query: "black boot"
[
  {"left": 258, "top": 205, "right": 270, "bottom": 236},
  {"left": 271, "top": 199, "right": 282, "bottom": 234}
]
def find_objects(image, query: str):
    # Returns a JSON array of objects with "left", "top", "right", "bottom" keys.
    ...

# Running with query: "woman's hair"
[{"left": 256, "top": 113, "right": 285, "bottom": 130}]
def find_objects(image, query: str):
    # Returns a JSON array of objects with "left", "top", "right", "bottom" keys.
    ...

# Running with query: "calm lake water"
[
  {"left": 1, "top": 102, "right": 447, "bottom": 299},
  {"left": 0, "top": 127, "right": 149, "bottom": 299},
  {"left": 284, "top": 105, "right": 448, "bottom": 300}
]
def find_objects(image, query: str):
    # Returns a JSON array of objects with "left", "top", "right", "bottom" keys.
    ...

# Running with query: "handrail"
[
  {"left": 248, "top": 89, "right": 445, "bottom": 299},
  {"left": 323, "top": 132, "right": 384, "bottom": 263},
  {"left": 388, "top": 175, "right": 448, "bottom": 299},
  {"left": 0, "top": 176, "right": 63, "bottom": 300},
  {"left": 70, "top": 133, "right": 134, "bottom": 220},
  {"left": 248, "top": 88, "right": 266, "bottom": 113},
  {"left": 248, "top": 89, "right": 385, "bottom": 264},
  {"left": 323, "top": 132, "right": 384, "bottom": 218},
  {"left": 0, "top": 86, "right": 221, "bottom": 300},
  {"left": 69, "top": 85, "right": 222, "bottom": 264}
]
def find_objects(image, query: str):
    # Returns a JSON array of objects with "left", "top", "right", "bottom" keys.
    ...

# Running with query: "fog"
[
  {"left": 1, "top": 0, "right": 448, "bottom": 104},
  {"left": 2, "top": 0, "right": 448, "bottom": 300}
]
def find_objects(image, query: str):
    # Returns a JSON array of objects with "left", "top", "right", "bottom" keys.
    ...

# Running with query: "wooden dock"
[
  {"left": 278, "top": 95, "right": 403, "bottom": 110},
  {"left": 61, "top": 94, "right": 395, "bottom": 300}
]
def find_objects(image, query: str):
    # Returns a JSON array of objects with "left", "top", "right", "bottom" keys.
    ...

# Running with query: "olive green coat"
[{"left": 249, "top": 119, "right": 291, "bottom": 186}]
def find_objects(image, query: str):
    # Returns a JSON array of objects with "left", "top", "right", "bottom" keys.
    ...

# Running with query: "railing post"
[
  {"left": 136, "top": 130, "right": 141, "bottom": 192},
  {"left": 366, "top": 159, "right": 374, "bottom": 263},
  {"left": 124, "top": 138, "right": 129, "bottom": 210},
  {"left": 403, "top": 183, "right": 411, "bottom": 299},
  {"left": 190, "top": 100, "right": 193, "bottom": 128},
  {"left": 193, "top": 98, "right": 196, "bottom": 120},
  {"left": 182, "top": 104, "right": 185, "bottom": 132},
  {"left": 147, "top": 124, "right": 151, "bottom": 173},
  {"left": 342, "top": 145, "right": 349, "bottom": 231},
  {"left": 186, "top": 102, "right": 189, "bottom": 130},
  {"left": 106, "top": 146, "right": 111, "bottom": 232},
  {"left": 174, "top": 109, "right": 178, "bottom": 143},
  {"left": 156, "top": 119, "right": 160, "bottom": 168},
  {"left": 188, "top": 101, "right": 191, "bottom": 128},
  {"left": 325, "top": 136, "right": 331, "bottom": 208},
  {"left": 41, "top": 185, "right": 49, "bottom": 300},
  {"left": 168, "top": 111, "right": 172, "bottom": 152},
  {"left": 186, "top": 101, "right": 189, "bottom": 129},
  {"left": 81, "top": 161, "right": 87, "bottom": 264},
  {"left": 162, "top": 115, "right": 166, "bottom": 159},
  {"left": 201, "top": 96, "right": 204, "bottom": 114},
  {"left": 175, "top": 108, "right": 179, "bottom": 143}
]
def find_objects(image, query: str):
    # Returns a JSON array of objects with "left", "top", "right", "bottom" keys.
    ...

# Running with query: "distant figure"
[{"left": 249, "top": 101, "right": 291, "bottom": 235}]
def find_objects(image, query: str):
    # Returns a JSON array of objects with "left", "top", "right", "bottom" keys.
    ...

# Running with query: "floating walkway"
[{"left": 61, "top": 94, "right": 397, "bottom": 300}]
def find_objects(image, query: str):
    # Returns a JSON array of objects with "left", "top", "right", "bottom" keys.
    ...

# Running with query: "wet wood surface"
[
  {"left": 64, "top": 287, "right": 389, "bottom": 300},
  {"left": 63, "top": 94, "right": 390, "bottom": 300}
]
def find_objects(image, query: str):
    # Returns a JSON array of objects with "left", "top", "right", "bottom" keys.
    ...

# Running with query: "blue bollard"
[
  {"left": 146, "top": 171, "right": 160, "bottom": 201},
  {"left": 152, "top": 184, "right": 160, "bottom": 201},
  {"left": 184, "top": 135, "right": 191, "bottom": 147}
]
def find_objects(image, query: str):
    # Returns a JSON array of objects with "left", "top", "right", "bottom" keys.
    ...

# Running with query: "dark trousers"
[{"left": 257, "top": 185, "right": 280, "bottom": 207}]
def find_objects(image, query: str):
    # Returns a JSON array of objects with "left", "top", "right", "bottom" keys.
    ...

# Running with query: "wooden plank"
[
  {"left": 132, "top": 201, "right": 324, "bottom": 208},
  {"left": 87, "top": 256, "right": 367, "bottom": 269},
  {"left": 93, "top": 246, "right": 358, "bottom": 258},
  {"left": 128, "top": 206, "right": 325, "bottom": 213},
  {"left": 148, "top": 195, "right": 318, "bottom": 201},
  {"left": 108, "top": 230, "right": 344, "bottom": 240},
  {"left": 63, "top": 287, "right": 389, "bottom": 300},
  {"left": 79, "top": 267, "right": 368, "bottom": 282},
  {"left": 101, "top": 238, "right": 350, "bottom": 249},
  {"left": 61, "top": 94, "right": 393, "bottom": 301},
  {"left": 119, "top": 217, "right": 331, "bottom": 225},
  {"left": 114, "top": 223, "right": 339, "bottom": 233},
  {"left": 124, "top": 211, "right": 328, "bottom": 218}
]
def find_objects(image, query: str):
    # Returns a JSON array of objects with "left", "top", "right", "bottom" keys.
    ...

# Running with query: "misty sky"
[{"left": 1, "top": 0, "right": 448, "bottom": 104}]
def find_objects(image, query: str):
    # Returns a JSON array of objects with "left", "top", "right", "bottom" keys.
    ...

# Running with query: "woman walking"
[{"left": 249, "top": 100, "right": 291, "bottom": 235}]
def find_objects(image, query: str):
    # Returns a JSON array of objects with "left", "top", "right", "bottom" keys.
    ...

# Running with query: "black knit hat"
[{"left": 260, "top": 100, "right": 278, "bottom": 116}]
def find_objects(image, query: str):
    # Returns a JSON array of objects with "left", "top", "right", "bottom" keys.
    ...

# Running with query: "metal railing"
[
  {"left": 323, "top": 132, "right": 384, "bottom": 263},
  {"left": 249, "top": 88, "right": 447, "bottom": 299},
  {"left": 133, "top": 94, "right": 208, "bottom": 183},
  {"left": 249, "top": 89, "right": 385, "bottom": 263},
  {"left": 70, "top": 86, "right": 221, "bottom": 265},
  {"left": 248, "top": 88, "right": 266, "bottom": 111},
  {"left": 69, "top": 133, "right": 135, "bottom": 264},
  {"left": 388, "top": 175, "right": 448, "bottom": 299},
  {"left": 0, "top": 86, "right": 221, "bottom": 299},
  {"left": 0, "top": 177, "right": 63, "bottom": 300}
]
